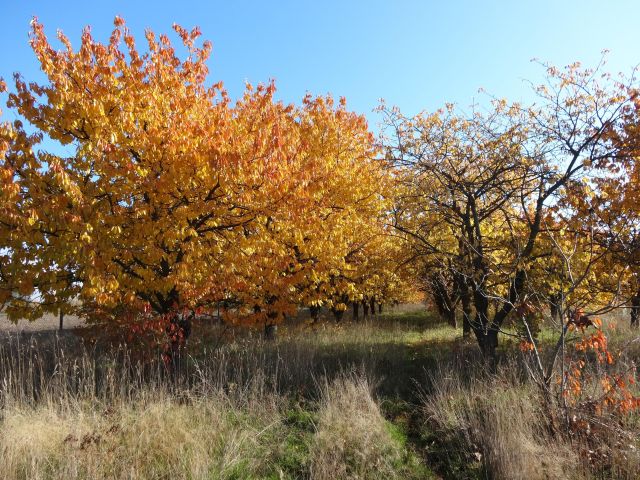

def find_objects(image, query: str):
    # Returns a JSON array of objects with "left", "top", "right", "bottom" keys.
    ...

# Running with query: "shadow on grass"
[{"left": 0, "top": 308, "right": 485, "bottom": 405}]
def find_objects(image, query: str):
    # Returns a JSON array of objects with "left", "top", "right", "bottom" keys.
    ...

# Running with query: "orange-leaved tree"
[{"left": 0, "top": 18, "right": 393, "bottom": 344}]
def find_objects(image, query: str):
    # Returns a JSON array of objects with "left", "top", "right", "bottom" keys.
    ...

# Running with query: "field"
[
  {"left": 1, "top": 306, "right": 639, "bottom": 480},
  {"left": 0, "top": 311, "right": 84, "bottom": 334}
]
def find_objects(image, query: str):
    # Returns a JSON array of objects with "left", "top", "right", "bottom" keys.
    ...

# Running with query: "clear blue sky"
[{"left": 1, "top": 0, "right": 639, "bottom": 130}]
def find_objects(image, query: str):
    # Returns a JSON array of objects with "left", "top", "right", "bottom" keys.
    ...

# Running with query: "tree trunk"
[
  {"left": 369, "top": 297, "right": 376, "bottom": 318},
  {"left": 456, "top": 272, "right": 471, "bottom": 337},
  {"left": 431, "top": 271, "right": 460, "bottom": 327},
  {"left": 332, "top": 308, "right": 344, "bottom": 322},
  {"left": 461, "top": 288, "right": 472, "bottom": 337},
  {"left": 164, "top": 311, "right": 193, "bottom": 369},
  {"left": 362, "top": 300, "right": 370, "bottom": 320},
  {"left": 59, "top": 310, "right": 64, "bottom": 331},
  {"left": 431, "top": 277, "right": 449, "bottom": 322},
  {"left": 470, "top": 290, "right": 499, "bottom": 363},
  {"left": 260, "top": 295, "right": 280, "bottom": 339},
  {"left": 549, "top": 292, "right": 562, "bottom": 322},
  {"left": 378, "top": 303, "right": 383, "bottom": 314},
  {"left": 462, "top": 315, "right": 471, "bottom": 337},
  {"left": 631, "top": 290, "right": 640, "bottom": 328},
  {"left": 475, "top": 326, "right": 499, "bottom": 366},
  {"left": 264, "top": 322, "right": 278, "bottom": 340},
  {"left": 352, "top": 302, "right": 360, "bottom": 321},
  {"left": 446, "top": 307, "right": 457, "bottom": 328},
  {"left": 264, "top": 304, "right": 279, "bottom": 339},
  {"left": 309, "top": 305, "right": 320, "bottom": 323}
]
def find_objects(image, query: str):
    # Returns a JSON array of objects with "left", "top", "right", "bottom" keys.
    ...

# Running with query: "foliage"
[
  {"left": 0, "top": 18, "right": 410, "bottom": 337},
  {"left": 383, "top": 58, "right": 637, "bottom": 359}
]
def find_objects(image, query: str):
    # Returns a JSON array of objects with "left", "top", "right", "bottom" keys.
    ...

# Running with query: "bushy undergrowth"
[{"left": 0, "top": 368, "right": 424, "bottom": 479}]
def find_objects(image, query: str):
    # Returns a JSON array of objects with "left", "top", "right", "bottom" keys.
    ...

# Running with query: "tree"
[
  {"left": 384, "top": 59, "right": 635, "bottom": 360},
  {"left": 0, "top": 18, "right": 395, "bottom": 342},
  {"left": 589, "top": 82, "right": 640, "bottom": 327}
]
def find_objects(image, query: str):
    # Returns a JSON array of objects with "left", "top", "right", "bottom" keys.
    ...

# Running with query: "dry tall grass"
[
  {"left": 311, "top": 374, "right": 403, "bottom": 479},
  {"left": 0, "top": 339, "right": 287, "bottom": 479},
  {"left": 0, "top": 318, "right": 429, "bottom": 480},
  {"left": 422, "top": 361, "right": 640, "bottom": 480},
  {"left": 423, "top": 367, "right": 578, "bottom": 479},
  {"left": 1, "top": 311, "right": 639, "bottom": 479}
]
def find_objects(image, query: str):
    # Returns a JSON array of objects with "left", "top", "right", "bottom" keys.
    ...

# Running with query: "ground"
[
  {"left": 0, "top": 305, "right": 639, "bottom": 479},
  {"left": 0, "top": 311, "right": 84, "bottom": 334}
]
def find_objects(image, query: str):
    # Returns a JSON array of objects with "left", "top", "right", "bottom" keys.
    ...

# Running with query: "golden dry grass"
[
  {"left": 1, "top": 308, "right": 639, "bottom": 479},
  {"left": 0, "top": 312, "right": 433, "bottom": 480},
  {"left": 310, "top": 374, "right": 403, "bottom": 480}
]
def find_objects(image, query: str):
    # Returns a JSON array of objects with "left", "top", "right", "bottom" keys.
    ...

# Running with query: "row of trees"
[
  {"left": 385, "top": 59, "right": 640, "bottom": 360},
  {"left": 0, "top": 18, "right": 414, "bottom": 342},
  {"left": 1, "top": 19, "right": 640, "bottom": 366}
]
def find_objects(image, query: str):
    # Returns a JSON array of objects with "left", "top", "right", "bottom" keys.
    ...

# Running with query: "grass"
[{"left": 0, "top": 305, "right": 639, "bottom": 479}]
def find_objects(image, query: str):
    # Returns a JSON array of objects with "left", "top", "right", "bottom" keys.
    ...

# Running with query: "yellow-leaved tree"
[{"left": 0, "top": 18, "right": 398, "bottom": 345}]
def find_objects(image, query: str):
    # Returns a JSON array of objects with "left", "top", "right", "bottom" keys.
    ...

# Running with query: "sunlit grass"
[{"left": 1, "top": 307, "right": 639, "bottom": 479}]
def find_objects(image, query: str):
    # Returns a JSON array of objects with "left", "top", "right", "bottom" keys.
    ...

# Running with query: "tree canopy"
[{"left": 0, "top": 18, "right": 410, "bottom": 332}]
